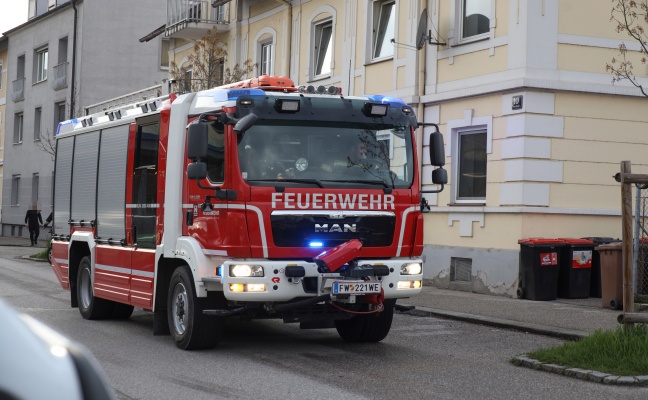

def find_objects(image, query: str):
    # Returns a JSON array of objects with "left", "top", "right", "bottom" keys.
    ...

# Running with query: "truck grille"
[{"left": 270, "top": 213, "right": 395, "bottom": 248}]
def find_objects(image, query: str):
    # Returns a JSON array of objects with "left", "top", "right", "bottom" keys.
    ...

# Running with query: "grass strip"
[
  {"left": 527, "top": 324, "right": 648, "bottom": 376},
  {"left": 31, "top": 241, "right": 50, "bottom": 260}
]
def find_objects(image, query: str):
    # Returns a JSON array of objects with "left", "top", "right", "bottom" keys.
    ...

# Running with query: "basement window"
[{"left": 451, "top": 257, "right": 472, "bottom": 282}]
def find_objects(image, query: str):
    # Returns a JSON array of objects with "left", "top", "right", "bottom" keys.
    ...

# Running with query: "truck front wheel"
[
  {"left": 77, "top": 256, "right": 114, "bottom": 320},
  {"left": 167, "top": 267, "right": 222, "bottom": 350},
  {"left": 334, "top": 299, "right": 395, "bottom": 343}
]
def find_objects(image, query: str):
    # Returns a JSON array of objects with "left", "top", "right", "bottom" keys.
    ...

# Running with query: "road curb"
[
  {"left": 511, "top": 355, "right": 648, "bottom": 386},
  {"left": 397, "top": 304, "right": 588, "bottom": 341}
]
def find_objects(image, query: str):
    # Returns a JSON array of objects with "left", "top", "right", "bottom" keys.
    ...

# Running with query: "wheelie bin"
[
  {"left": 596, "top": 242, "right": 623, "bottom": 310},
  {"left": 557, "top": 238, "right": 594, "bottom": 299},
  {"left": 517, "top": 238, "right": 564, "bottom": 301},
  {"left": 582, "top": 237, "right": 619, "bottom": 298}
]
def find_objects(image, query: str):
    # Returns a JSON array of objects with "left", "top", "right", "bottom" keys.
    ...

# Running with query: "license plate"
[{"left": 332, "top": 281, "right": 381, "bottom": 295}]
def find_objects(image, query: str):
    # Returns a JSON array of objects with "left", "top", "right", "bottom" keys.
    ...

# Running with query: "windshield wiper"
[
  {"left": 247, "top": 178, "right": 325, "bottom": 188},
  {"left": 329, "top": 179, "right": 393, "bottom": 189}
]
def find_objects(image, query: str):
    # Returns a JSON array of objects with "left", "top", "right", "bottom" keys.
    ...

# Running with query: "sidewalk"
[
  {"left": 0, "top": 235, "right": 623, "bottom": 339},
  {"left": 398, "top": 285, "right": 621, "bottom": 340},
  {"left": 0, "top": 235, "right": 47, "bottom": 248}
]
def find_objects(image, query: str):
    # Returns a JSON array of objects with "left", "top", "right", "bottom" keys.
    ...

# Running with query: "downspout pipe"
[
  {"left": 273, "top": 0, "right": 292, "bottom": 77},
  {"left": 417, "top": 0, "right": 427, "bottom": 181},
  {"left": 70, "top": 0, "right": 79, "bottom": 118}
]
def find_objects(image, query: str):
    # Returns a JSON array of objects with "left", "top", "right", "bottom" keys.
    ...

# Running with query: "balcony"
[
  {"left": 166, "top": 0, "right": 230, "bottom": 40},
  {"left": 11, "top": 78, "right": 25, "bottom": 103},
  {"left": 52, "top": 62, "right": 69, "bottom": 91}
]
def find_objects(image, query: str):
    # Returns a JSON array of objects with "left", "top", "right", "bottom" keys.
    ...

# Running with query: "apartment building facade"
[
  {"left": 0, "top": 36, "right": 7, "bottom": 216},
  {"left": 160, "top": 0, "right": 648, "bottom": 296},
  {"left": 2, "top": 0, "right": 168, "bottom": 236}
]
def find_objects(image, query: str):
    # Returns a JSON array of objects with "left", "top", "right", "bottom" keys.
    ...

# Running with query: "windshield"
[{"left": 237, "top": 120, "right": 414, "bottom": 189}]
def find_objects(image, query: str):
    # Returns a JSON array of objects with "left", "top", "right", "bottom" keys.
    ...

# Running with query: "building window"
[
  {"left": 181, "top": 68, "right": 193, "bottom": 93},
  {"left": 54, "top": 101, "right": 66, "bottom": 133},
  {"left": 459, "top": 0, "right": 490, "bottom": 42},
  {"left": 215, "top": 58, "right": 224, "bottom": 83},
  {"left": 160, "top": 38, "right": 169, "bottom": 69},
  {"left": 14, "top": 113, "right": 24, "bottom": 144},
  {"left": 260, "top": 42, "right": 273, "bottom": 76},
  {"left": 57, "top": 36, "right": 68, "bottom": 63},
  {"left": 451, "top": 257, "right": 472, "bottom": 282},
  {"left": 0, "top": 59, "right": 3, "bottom": 90},
  {"left": 11, "top": 175, "right": 20, "bottom": 206},
  {"left": 34, "top": 107, "right": 42, "bottom": 141},
  {"left": 372, "top": 0, "right": 395, "bottom": 60},
  {"left": 32, "top": 173, "right": 39, "bottom": 204},
  {"left": 456, "top": 129, "right": 487, "bottom": 201},
  {"left": 34, "top": 47, "right": 48, "bottom": 83},
  {"left": 17, "top": 54, "right": 25, "bottom": 79},
  {"left": 313, "top": 20, "right": 333, "bottom": 77},
  {"left": 215, "top": 4, "right": 226, "bottom": 22}
]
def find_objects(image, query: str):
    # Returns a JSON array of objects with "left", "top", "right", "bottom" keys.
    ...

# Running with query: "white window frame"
[
  {"left": 215, "top": 57, "right": 225, "bottom": 84},
  {"left": 35, "top": 47, "right": 48, "bottom": 83},
  {"left": 14, "top": 113, "right": 24, "bottom": 144},
  {"left": 452, "top": 0, "right": 492, "bottom": 46},
  {"left": 160, "top": 38, "right": 170, "bottom": 70},
  {"left": 254, "top": 28, "right": 277, "bottom": 76},
  {"left": 312, "top": 19, "right": 333, "bottom": 79},
  {"left": 369, "top": 0, "right": 396, "bottom": 61},
  {"left": 32, "top": 173, "right": 39, "bottom": 204},
  {"left": 259, "top": 41, "right": 273, "bottom": 76},
  {"left": 11, "top": 175, "right": 20, "bottom": 206},
  {"left": 214, "top": 4, "right": 226, "bottom": 22},
  {"left": 0, "top": 59, "right": 3, "bottom": 90},
  {"left": 448, "top": 113, "right": 492, "bottom": 204},
  {"left": 34, "top": 107, "right": 42, "bottom": 141},
  {"left": 54, "top": 101, "right": 66, "bottom": 133}
]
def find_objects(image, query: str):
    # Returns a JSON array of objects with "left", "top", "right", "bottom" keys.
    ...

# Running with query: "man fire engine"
[{"left": 50, "top": 76, "right": 447, "bottom": 350}]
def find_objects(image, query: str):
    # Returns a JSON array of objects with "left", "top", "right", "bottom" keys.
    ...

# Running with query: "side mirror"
[
  {"left": 432, "top": 167, "right": 448, "bottom": 185},
  {"left": 233, "top": 113, "right": 258, "bottom": 134},
  {"left": 429, "top": 131, "right": 445, "bottom": 167},
  {"left": 187, "top": 162, "right": 207, "bottom": 180},
  {"left": 187, "top": 122, "right": 208, "bottom": 160}
]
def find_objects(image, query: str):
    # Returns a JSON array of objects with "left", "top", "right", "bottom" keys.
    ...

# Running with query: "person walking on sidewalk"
[{"left": 24, "top": 203, "right": 43, "bottom": 246}]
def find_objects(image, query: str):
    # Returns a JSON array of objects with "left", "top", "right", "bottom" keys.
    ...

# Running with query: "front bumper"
[{"left": 203, "top": 258, "right": 423, "bottom": 302}]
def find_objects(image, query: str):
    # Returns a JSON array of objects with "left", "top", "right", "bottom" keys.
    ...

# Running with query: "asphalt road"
[{"left": 1, "top": 245, "right": 647, "bottom": 400}]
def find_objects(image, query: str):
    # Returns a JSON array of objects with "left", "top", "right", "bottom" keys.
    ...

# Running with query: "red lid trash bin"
[
  {"left": 557, "top": 238, "right": 594, "bottom": 299},
  {"left": 517, "top": 238, "right": 564, "bottom": 301}
]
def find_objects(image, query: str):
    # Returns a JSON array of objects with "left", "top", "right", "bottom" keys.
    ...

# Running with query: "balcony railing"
[
  {"left": 52, "top": 62, "right": 69, "bottom": 91},
  {"left": 11, "top": 78, "right": 25, "bottom": 103},
  {"left": 166, "top": 0, "right": 230, "bottom": 38}
]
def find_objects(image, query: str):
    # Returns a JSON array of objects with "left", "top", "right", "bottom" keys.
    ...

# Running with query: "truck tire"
[
  {"left": 167, "top": 267, "right": 223, "bottom": 350},
  {"left": 111, "top": 303, "right": 135, "bottom": 319},
  {"left": 77, "top": 256, "right": 114, "bottom": 320},
  {"left": 334, "top": 299, "right": 395, "bottom": 343}
]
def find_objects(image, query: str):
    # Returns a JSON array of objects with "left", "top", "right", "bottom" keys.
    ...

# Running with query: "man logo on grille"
[{"left": 315, "top": 223, "right": 357, "bottom": 233}]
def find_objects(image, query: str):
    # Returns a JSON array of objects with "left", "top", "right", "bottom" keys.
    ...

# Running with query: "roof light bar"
[{"left": 297, "top": 85, "right": 342, "bottom": 96}]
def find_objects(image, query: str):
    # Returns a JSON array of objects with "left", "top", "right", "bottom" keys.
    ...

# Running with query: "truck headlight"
[
  {"left": 230, "top": 264, "right": 264, "bottom": 277},
  {"left": 400, "top": 263, "right": 422, "bottom": 275}
]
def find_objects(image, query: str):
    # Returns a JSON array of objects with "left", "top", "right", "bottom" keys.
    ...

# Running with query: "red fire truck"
[{"left": 50, "top": 76, "right": 447, "bottom": 350}]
